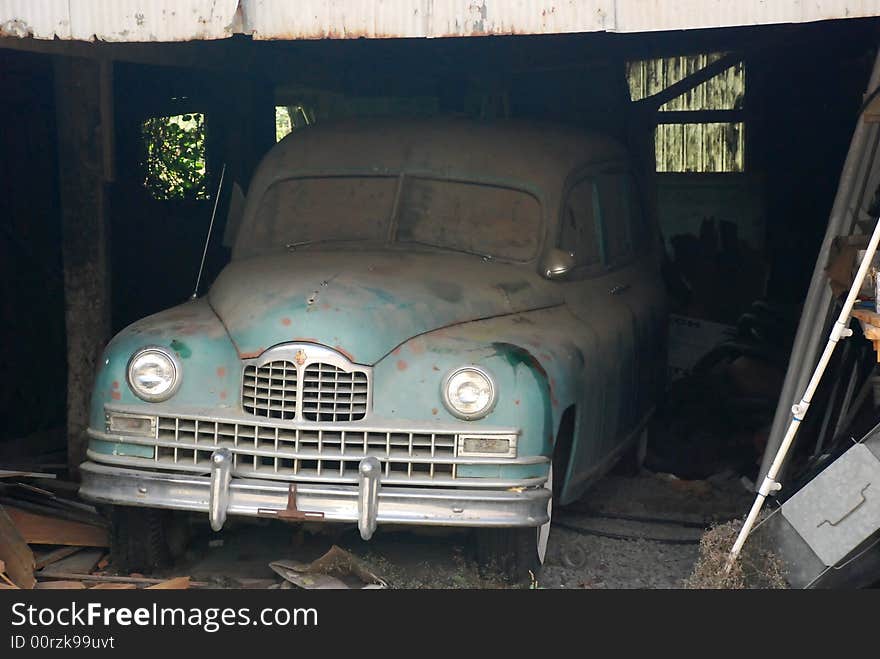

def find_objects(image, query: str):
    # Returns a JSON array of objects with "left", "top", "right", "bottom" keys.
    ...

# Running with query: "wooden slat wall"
[{"left": 628, "top": 54, "right": 745, "bottom": 172}]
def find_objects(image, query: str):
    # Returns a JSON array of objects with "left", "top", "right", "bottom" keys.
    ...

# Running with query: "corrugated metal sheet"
[
  {"left": 0, "top": 0, "right": 239, "bottom": 41},
  {"left": 1, "top": 0, "right": 879, "bottom": 42},
  {"left": 245, "top": 0, "right": 615, "bottom": 40}
]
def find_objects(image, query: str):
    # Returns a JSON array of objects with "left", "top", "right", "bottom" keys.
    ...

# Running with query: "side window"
[
  {"left": 597, "top": 173, "right": 634, "bottom": 265},
  {"left": 559, "top": 178, "right": 601, "bottom": 270}
]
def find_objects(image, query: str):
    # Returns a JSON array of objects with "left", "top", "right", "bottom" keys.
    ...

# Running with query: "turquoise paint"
[
  {"left": 87, "top": 272, "right": 589, "bottom": 488},
  {"left": 208, "top": 250, "right": 563, "bottom": 365},
  {"left": 90, "top": 438, "right": 154, "bottom": 459},
  {"left": 370, "top": 308, "right": 587, "bottom": 479},
  {"left": 88, "top": 299, "right": 242, "bottom": 440},
  {"left": 170, "top": 339, "right": 192, "bottom": 359}
]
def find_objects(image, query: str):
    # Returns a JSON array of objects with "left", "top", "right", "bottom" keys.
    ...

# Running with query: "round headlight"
[
  {"left": 127, "top": 347, "right": 181, "bottom": 402},
  {"left": 442, "top": 366, "right": 496, "bottom": 420}
]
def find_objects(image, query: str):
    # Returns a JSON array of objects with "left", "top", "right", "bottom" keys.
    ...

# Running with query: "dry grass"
[{"left": 684, "top": 518, "right": 788, "bottom": 589}]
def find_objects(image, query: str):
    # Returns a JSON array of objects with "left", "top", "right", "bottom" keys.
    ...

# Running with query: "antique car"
[{"left": 79, "top": 118, "right": 667, "bottom": 582}]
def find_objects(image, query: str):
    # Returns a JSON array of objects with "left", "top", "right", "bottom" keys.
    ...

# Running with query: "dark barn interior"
[{"left": 3, "top": 16, "right": 880, "bottom": 588}]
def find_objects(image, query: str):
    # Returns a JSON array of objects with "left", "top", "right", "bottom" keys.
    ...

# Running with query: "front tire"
[
  {"left": 109, "top": 506, "right": 189, "bottom": 573},
  {"left": 476, "top": 466, "right": 553, "bottom": 585}
]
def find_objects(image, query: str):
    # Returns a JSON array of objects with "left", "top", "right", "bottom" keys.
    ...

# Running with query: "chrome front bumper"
[{"left": 79, "top": 458, "right": 551, "bottom": 540}]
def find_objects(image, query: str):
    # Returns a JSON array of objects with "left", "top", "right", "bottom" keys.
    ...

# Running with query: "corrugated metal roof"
[
  {"left": 0, "top": 0, "right": 239, "bottom": 41},
  {"left": 1, "top": 0, "right": 879, "bottom": 42}
]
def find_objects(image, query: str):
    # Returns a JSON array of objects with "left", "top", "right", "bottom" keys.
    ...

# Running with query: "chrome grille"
[
  {"left": 242, "top": 361, "right": 298, "bottom": 420},
  {"left": 240, "top": 344, "right": 371, "bottom": 422},
  {"left": 154, "top": 416, "right": 458, "bottom": 484},
  {"left": 302, "top": 363, "right": 368, "bottom": 422}
]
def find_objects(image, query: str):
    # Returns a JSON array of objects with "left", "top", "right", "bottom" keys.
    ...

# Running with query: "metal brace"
[
  {"left": 358, "top": 457, "right": 382, "bottom": 540},
  {"left": 258, "top": 484, "right": 325, "bottom": 521},
  {"left": 209, "top": 449, "right": 232, "bottom": 531}
]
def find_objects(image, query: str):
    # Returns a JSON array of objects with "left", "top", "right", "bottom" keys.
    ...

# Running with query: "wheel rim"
[{"left": 536, "top": 465, "right": 553, "bottom": 564}]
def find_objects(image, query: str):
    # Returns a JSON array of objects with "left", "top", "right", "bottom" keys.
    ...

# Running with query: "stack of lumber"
[{"left": 0, "top": 471, "right": 191, "bottom": 589}]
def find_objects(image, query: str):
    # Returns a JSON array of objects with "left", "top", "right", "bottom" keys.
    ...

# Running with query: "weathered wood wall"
[{"left": 54, "top": 56, "right": 112, "bottom": 475}]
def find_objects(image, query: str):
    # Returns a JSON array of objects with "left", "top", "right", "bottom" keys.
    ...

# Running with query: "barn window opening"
[
  {"left": 627, "top": 53, "right": 745, "bottom": 172},
  {"left": 141, "top": 112, "right": 208, "bottom": 200},
  {"left": 275, "top": 104, "right": 314, "bottom": 141}
]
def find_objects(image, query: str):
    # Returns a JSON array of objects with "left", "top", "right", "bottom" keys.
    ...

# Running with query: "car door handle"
[{"left": 610, "top": 284, "right": 630, "bottom": 296}]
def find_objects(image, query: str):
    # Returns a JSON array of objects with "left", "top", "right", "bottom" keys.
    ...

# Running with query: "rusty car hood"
[{"left": 207, "top": 250, "right": 563, "bottom": 364}]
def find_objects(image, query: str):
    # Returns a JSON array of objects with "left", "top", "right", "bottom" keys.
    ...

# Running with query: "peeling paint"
[
  {"left": 170, "top": 339, "right": 192, "bottom": 359},
  {"left": 209, "top": 250, "right": 564, "bottom": 366},
  {"left": 1, "top": 0, "right": 878, "bottom": 43},
  {"left": 334, "top": 345, "right": 356, "bottom": 362},
  {"left": 0, "top": 18, "right": 32, "bottom": 38}
]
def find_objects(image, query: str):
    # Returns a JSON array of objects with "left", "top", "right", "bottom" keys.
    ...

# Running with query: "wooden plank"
[
  {"left": 5, "top": 506, "right": 108, "bottom": 547},
  {"left": 0, "top": 505, "right": 35, "bottom": 589},
  {"left": 0, "top": 470, "right": 58, "bottom": 480},
  {"left": 0, "top": 561, "right": 16, "bottom": 587},
  {"left": 41, "top": 549, "right": 103, "bottom": 576},
  {"left": 146, "top": 576, "right": 191, "bottom": 590},
  {"left": 35, "top": 580, "right": 86, "bottom": 589},
  {"left": 90, "top": 583, "right": 137, "bottom": 590},
  {"left": 34, "top": 546, "right": 81, "bottom": 570},
  {"left": 38, "top": 572, "right": 209, "bottom": 587},
  {"left": 865, "top": 94, "right": 880, "bottom": 124},
  {"left": 0, "top": 496, "right": 107, "bottom": 527}
]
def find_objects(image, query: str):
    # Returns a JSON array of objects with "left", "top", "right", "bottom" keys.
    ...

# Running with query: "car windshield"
[{"left": 237, "top": 175, "right": 542, "bottom": 261}]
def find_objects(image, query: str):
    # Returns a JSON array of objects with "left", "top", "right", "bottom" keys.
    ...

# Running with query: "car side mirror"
[{"left": 541, "top": 248, "right": 576, "bottom": 280}]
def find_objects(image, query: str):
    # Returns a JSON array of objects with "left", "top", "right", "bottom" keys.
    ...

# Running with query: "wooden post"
[{"left": 54, "top": 56, "right": 112, "bottom": 477}]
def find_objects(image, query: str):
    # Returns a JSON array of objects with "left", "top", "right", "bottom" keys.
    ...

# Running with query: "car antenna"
[{"left": 191, "top": 163, "right": 226, "bottom": 300}]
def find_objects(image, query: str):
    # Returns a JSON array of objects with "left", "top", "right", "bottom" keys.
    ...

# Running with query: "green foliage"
[
  {"left": 275, "top": 106, "right": 293, "bottom": 142},
  {"left": 142, "top": 113, "right": 208, "bottom": 200}
]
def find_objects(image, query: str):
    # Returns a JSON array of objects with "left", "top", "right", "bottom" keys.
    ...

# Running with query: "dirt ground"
[{"left": 148, "top": 470, "right": 754, "bottom": 589}]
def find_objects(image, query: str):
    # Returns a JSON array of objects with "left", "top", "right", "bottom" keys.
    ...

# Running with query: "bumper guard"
[{"left": 79, "top": 455, "right": 549, "bottom": 539}]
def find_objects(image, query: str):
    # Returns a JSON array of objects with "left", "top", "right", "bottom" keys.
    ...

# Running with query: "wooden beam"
[
  {"left": 634, "top": 51, "right": 743, "bottom": 111},
  {"left": 54, "top": 56, "right": 112, "bottom": 476}
]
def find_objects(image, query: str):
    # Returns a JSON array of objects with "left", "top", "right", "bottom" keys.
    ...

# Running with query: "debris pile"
[
  {"left": 0, "top": 471, "right": 190, "bottom": 590},
  {"left": 684, "top": 518, "right": 788, "bottom": 589},
  {"left": 270, "top": 545, "right": 387, "bottom": 589}
]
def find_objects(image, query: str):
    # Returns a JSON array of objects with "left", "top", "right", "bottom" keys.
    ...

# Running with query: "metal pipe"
[
  {"left": 728, "top": 213, "right": 880, "bottom": 570},
  {"left": 760, "top": 50, "right": 880, "bottom": 483}
]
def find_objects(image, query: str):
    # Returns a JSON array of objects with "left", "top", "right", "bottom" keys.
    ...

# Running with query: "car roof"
[{"left": 249, "top": 117, "right": 630, "bottom": 195}]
